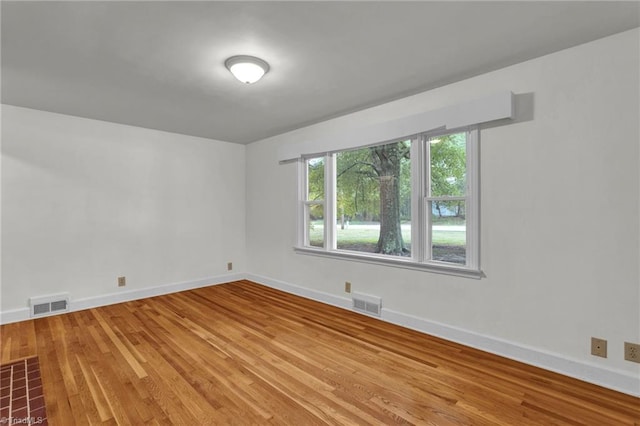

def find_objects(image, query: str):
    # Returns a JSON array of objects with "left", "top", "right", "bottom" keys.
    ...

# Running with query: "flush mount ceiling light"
[{"left": 225, "top": 55, "right": 270, "bottom": 84}]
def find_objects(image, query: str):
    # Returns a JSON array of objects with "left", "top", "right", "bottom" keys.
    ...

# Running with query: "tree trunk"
[
  {"left": 371, "top": 142, "right": 408, "bottom": 255},
  {"left": 435, "top": 202, "right": 442, "bottom": 218},
  {"left": 377, "top": 174, "right": 405, "bottom": 254}
]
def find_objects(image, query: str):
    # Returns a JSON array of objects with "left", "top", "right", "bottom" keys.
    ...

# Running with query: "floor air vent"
[
  {"left": 29, "top": 294, "right": 70, "bottom": 318},
  {"left": 352, "top": 292, "right": 382, "bottom": 317}
]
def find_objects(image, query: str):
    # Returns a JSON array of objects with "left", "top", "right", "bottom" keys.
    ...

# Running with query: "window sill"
[{"left": 293, "top": 246, "right": 484, "bottom": 279}]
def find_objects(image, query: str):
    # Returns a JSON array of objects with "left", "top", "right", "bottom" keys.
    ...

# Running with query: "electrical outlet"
[
  {"left": 591, "top": 337, "right": 607, "bottom": 358},
  {"left": 624, "top": 342, "right": 640, "bottom": 363},
  {"left": 118, "top": 276, "right": 126, "bottom": 287},
  {"left": 227, "top": 262, "right": 233, "bottom": 271},
  {"left": 344, "top": 281, "right": 351, "bottom": 293}
]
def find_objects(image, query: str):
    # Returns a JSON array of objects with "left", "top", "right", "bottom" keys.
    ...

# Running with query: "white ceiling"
[{"left": 2, "top": 1, "right": 639, "bottom": 144}]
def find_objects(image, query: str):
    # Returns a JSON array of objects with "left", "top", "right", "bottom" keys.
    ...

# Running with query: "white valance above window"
[{"left": 278, "top": 91, "right": 514, "bottom": 163}]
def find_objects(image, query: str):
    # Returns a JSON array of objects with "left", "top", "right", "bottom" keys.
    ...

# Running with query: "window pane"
[
  {"left": 307, "top": 203, "right": 324, "bottom": 248},
  {"left": 336, "top": 140, "right": 411, "bottom": 256},
  {"left": 429, "top": 133, "right": 466, "bottom": 197},
  {"left": 307, "top": 157, "right": 324, "bottom": 201},
  {"left": 431, "top": 201, "right": 466, "bottom": 264}
]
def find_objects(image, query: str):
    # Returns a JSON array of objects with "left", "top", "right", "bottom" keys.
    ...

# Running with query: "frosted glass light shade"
[{"left": 225, "top": 55, "right": 270, "bottom": 84}]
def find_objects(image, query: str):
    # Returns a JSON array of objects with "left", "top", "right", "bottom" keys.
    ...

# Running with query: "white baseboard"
[
  {"left": 0, "top": 273, "right": 245, "bottom": 325},
  {"left": 0, "top": 307, "right": 30, "bottom": 325},
  {"left": 3, "top": 272, "right": 638, "bottom": 397},
  {"left": 245, "top": 273, "right": 352, "bottom": 310},
  {"left": 382, "top": 308, "right": 640, "bottom": 398},
  {"left": 247, "top": 273, "right": 640, "bottom": 398}
]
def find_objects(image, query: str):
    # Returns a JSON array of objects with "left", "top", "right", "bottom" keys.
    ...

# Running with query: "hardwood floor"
[{"left": 1, "top": 280, "right": 638, "bottom": 425}]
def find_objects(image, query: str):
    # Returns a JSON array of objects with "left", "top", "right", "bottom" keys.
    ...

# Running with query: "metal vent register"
[
  {"left": 352, "top": 292, "right": 381, "bottom": 316},
  {"left": 29, "top": 294, "right": 70, "bottom": 317}
]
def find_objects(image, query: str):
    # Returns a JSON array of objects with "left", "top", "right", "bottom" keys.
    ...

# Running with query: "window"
[
  {"left": 303, "top": 157, "right": 325, "bottom": 248},
  {"left": 427, "top": 133, "right": 468, "bottom": 265},
  {"left": 298, "top": 127, "right": 480, "bottom": 277},
  {"left": 336, "top": 139, "right": 412, "bottom": 255}
]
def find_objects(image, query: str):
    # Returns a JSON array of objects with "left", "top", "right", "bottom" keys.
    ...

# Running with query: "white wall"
[
  {"left": 2, "top": 105, "right": 246, "bottom": 314},
  {"left": 246, "top": 29, "right": 640, "bottom": 394},
  {"left": 1, "top": 28, "right": 637, "bottom": 396}
]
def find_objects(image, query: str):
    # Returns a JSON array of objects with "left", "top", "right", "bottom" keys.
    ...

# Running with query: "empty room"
[{"left": 1, "top": 1, "right": 639, "bottom": 425}]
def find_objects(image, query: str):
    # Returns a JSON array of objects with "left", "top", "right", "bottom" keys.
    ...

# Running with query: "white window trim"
[
  {"left": 326, "top": 154, "right": 337, "bottom": 250},
  {"left": 296, "top": 127, "right": 483, "bottom": 279},
  {"left": 294, "top": 246, "right": 483, "bottom": 279},
  {"left": 298, "top": 159, "right": 324, "bottom": 248}
]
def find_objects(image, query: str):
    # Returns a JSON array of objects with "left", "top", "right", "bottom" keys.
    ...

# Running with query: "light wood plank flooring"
[{"left": 1, "top": 280, "right": 638, "bottom": 425}]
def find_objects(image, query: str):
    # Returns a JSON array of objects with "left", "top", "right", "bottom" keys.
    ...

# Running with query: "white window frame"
[
  {"left": 299, "top": 158, "right": 326, "bottom": 248},
  {"left": 296, "top": 127, "right": 481, "bottom": 279}
]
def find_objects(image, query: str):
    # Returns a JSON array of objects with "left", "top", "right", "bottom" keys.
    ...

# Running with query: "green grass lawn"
[
  {"left": 432, "top": 216, "right": 466, "bottom": 226},
  {"left": 309, "top": 222, "right": 465, "bottom": 248}
]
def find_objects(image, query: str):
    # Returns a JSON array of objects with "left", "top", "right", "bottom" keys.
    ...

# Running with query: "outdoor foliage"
[
  {"left": 307, "top": 157, "right": 324, "bottom": 201},
  {"left": 308, "top": 133, "right": 467, "bottom": 260},
  {"left": 430, "top": 133, "right": 466, "bottom": 219}
]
